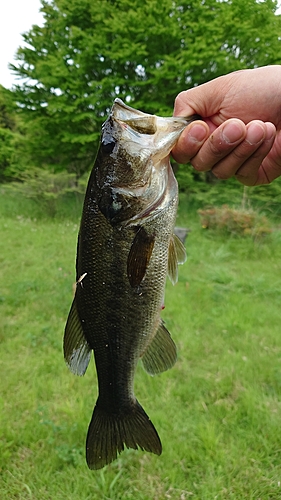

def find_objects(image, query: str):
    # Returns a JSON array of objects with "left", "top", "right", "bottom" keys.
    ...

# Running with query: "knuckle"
[
  {"left": 208, "top": 134, "right": 232, "bottom": 160},
  {"left": 191, "top": 157, "right": 210, "bottom": 172},
  {"left": 231, "top": 147, "right": 252, "bottom": 162},
  {"left": 174, "top": 92, "right": 187, "bottom": 112},
  {"left": 208, "top": 139, "right": 226, "bottom": 159},
  {"left": 212, "top": 169, "right": 231, "bottom": 180},
  {"left": 235, "top": 172, "right": 256, "bottom": 186}
]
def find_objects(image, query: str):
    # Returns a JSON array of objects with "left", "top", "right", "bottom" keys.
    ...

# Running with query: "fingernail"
[
  {"left": 246, "top": 123, "right": 265, "bottom": 145},
  {"left": 264, "top": 122, "right": 276, "bottom": 141},
  {"left": 222, "top": 122, "right": 244, "bottom": 144},
  {"left": 188, "top": 124, "right": 208, "bottom": 143}
]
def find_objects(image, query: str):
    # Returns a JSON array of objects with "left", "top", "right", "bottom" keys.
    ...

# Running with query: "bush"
[
  {"left": 4, "top": 168, "right": 88, "bottom": 217},
  {"left": 198, "top": 205, "right": 272, "bottom": 238}
]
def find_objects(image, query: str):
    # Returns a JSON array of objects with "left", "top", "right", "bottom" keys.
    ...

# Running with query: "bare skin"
[{"left": 172, "top": 65, "right": 281, "bottom": 186}]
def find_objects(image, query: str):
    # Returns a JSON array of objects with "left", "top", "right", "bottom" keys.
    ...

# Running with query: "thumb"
[
  {"left": 174, "top": 78, "right": 227, "bottom": 118},
  {"left": 173, "top": 90, "right": 197, "bottom": 117}
]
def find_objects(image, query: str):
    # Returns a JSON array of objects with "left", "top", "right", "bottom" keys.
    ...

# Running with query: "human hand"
[{"left": 172, "top": 65, "right": 281, "bottom": 185}]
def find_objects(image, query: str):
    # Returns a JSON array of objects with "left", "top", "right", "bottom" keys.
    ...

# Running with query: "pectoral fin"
[
  {"left": 167, "top": 233, "right": 187, "bottom": 285},
  {"left": 127, "top": 227, "right": 155, "bottom": 287},
  {"left": 142, "top": 321, "right": 177, "bottom": 375},
  {"left": 64, "top": 297, "right": 91, "bottom": 376}
]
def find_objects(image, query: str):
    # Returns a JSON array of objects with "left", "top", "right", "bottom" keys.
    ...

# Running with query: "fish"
[{"left": 63, "top": 98, "right": 198, "bottom": 470}]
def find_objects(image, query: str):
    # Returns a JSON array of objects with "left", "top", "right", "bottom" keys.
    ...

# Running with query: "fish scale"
[{"left": 64, "top": 98, "right": 199, "bottom": 469}]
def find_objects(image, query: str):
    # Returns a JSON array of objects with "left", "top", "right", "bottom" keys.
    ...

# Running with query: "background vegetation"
[
  {"left": 1, "top": 190, "right": 281, "bottom": 499},
  {"left": 1, "top": 0, "right": 281, "bottom": 183}
]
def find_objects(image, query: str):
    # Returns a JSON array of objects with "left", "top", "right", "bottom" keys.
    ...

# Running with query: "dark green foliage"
[
  {"left": 8, "top": 0, "right": 281, "bottom": 177},
  {"left": 0, "top": 128, "right": 14, "bottom": 181},
  {"left": 3, "top": 169, "right": 87, "bottom": 217},
  {"left": 0, "top": 86, "right": 19, "bottom": 181},
  {"left": 0, "top": 86, "right": 17, "bottom": 130}
]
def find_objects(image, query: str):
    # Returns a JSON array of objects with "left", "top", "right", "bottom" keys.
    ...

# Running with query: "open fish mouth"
[{"left": 111, "top": 98, "right": 201, "bottom": 162}]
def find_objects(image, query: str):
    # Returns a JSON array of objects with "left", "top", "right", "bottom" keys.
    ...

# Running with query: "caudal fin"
[{"left": 86, "top": 398, "right": 162, "bottom": 469}]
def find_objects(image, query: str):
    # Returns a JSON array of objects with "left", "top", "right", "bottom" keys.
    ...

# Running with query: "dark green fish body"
[{"left": 64, "top": 99, "right": 194, "bottom": 469}]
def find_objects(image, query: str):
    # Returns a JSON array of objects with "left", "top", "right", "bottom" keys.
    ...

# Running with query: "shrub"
[
  {"left": 198, "top": 205, "right": 272, "bottom": 238},
  {"left": 4, "top": 168, "right": 88, "bottom": 217}
]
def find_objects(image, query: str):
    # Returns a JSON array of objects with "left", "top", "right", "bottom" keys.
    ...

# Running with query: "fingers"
[
  {"left": 172, "top": 118, "right": 278, "bottom": 186},
  {"left": 234, "top": 122, "right": 276, "bottom": 185},
  {"left": 172, "top": 121, "right": 209, "bottom": 164},
  {"left": 192, "top": 119, "right": 249, "bottom": 172},
  {"left": 241, "top": 128, "right": 281, "bottom": 186},
  {"left": 212, "top": 121, "right": 275, "bottom": 182},
  {"left": 172, "top": 118, "right": 247, "bottom": 166}
]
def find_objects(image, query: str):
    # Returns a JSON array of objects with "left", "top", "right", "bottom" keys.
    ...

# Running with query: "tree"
[
  {"left": 10, "top": 0, "right": 281, "bottom": 177},
  {"left": 0, "top": 86, "right": 20, "bottom": 181}
]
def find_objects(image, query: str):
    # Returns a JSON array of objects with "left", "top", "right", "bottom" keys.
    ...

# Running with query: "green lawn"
[{"left": 1, "top": 192, "right": 281, "bottom": 499}]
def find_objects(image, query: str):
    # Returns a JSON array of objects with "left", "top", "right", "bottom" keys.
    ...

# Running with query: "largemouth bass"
[{"left": 64, "top": 99, "right": 197, "bottom": 470}]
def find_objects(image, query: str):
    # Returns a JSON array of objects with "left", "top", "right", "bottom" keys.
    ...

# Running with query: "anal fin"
[
  {"left": 167, "top": 233, "right": 187, "bottom": 285},
  {"left": 141, "top": 321, "right": 177, "bottom": 375},
  {"left": 64, "top": 297, "right": 91, "bottom": 376}
]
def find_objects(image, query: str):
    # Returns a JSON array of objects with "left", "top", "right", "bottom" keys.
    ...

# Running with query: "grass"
[{"left": 1, "top": 191, "right": 281, "bottom": 499}]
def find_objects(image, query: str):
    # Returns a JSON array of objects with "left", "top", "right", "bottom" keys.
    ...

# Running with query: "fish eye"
[{"left": 101, "top": 139, "right": 116, "bottom": 155}]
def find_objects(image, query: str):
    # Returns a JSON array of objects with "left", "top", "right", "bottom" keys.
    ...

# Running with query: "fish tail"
[{"left": 86, "top": 398, "right": 162, "bottom": 469}]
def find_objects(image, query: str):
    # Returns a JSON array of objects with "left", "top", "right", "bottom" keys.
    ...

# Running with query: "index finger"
[{"left": 172, "top": 120, "right": 209, "bottom": 164}]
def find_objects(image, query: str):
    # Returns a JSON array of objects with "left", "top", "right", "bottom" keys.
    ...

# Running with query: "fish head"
[{"left": 95, "top": 99, "right": 197, "bottom": 224}]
